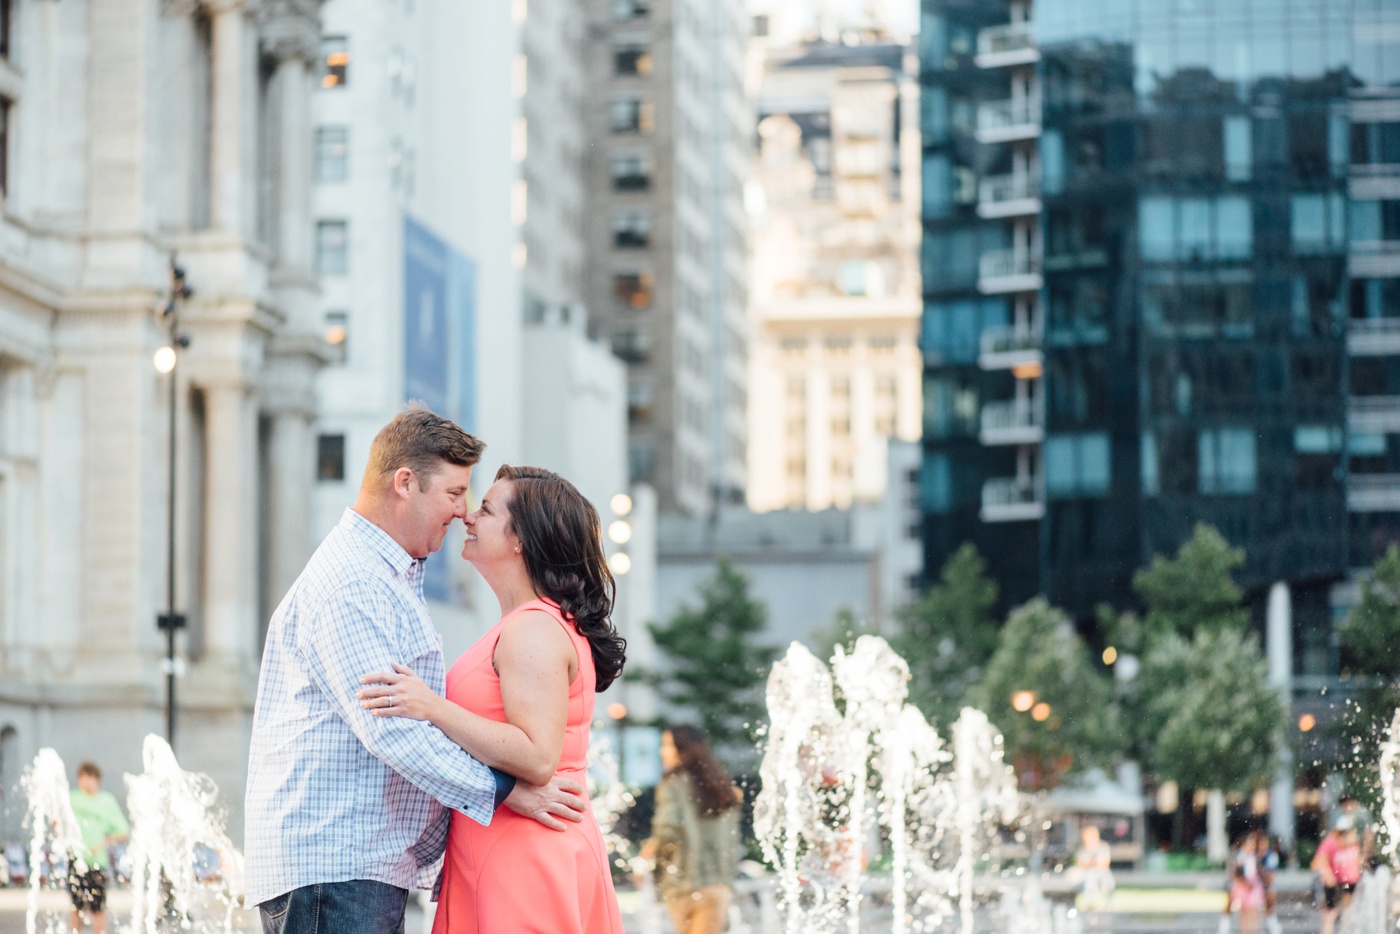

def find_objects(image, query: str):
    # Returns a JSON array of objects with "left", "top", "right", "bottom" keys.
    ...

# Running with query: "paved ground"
[{"left": 0, "top": 879, "right": 1342, "bottom": 933}]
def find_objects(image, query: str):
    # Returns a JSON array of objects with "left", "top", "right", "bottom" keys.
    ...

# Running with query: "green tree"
[
  {"left": 970, "top": 598, "right": 1120, "bottom": 790},
  {"left": 1332, "top": 544, "right": 1400, "bottom": 814},
  {"left": 809, "top": 607, "right": 869, "bottom": 665},
  {"left": 1122, "top": 523, "right": 1285, "bottom": 850},
  {"left": 893, "top": 543, "right": 1000, "bottom": 730},
  {"left": 1136, "top": 628, "right": 1283, "bottom": 793},
  {"left": 1132, "top": 524, "right": 1249, "bottom": 638},
  {"left": 640, "top": 559, "right": 779, "bottom": 752}
]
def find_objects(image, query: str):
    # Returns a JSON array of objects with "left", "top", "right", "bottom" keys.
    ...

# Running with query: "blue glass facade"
[{"left": 919, "top": 0, "right": 1400, "bottom": 658}]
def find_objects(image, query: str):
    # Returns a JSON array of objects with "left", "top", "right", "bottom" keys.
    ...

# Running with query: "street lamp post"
[{"left": 154, "top": 257, "right": 192, "bottom": 749}]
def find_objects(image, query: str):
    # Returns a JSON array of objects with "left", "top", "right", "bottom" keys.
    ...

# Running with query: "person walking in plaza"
[
  {"left": 359, "top": 464, "right": 626, "bottom": 933},
  {"left": 1221, "top": 830, "right": 1269, "bottom": 934},
  {"left": 638, "top": 725, "right": 742, "bottom": 934},
  {"left": 67, "top": 761, "right": 129, "bottom": 934},
  {"left": 1074, "top": 824, "right": 1114, "bottom": 912},
  {"left": 244, "top": 407, "right": 587, "bottom": 934},
  {"left": 1313, "top": 814, "right": 1363, "bottom": 934}
]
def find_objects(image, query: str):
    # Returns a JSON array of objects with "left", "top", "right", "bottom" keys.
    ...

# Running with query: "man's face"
[
  {"left": 403, "top": 462, "right": 474, "bottom": 558},
  {"left": 78, "top": 773, "right": 100, "bottom": 795}
]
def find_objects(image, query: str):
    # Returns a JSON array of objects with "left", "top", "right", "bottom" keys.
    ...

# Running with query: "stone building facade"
[{"left": 0, "top": 0, "right": 329, "bottom": 841}]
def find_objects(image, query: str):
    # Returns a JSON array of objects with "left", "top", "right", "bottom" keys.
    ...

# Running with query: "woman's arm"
[{"left": 358, "top": 610, "right": 575, "bottom": 785}]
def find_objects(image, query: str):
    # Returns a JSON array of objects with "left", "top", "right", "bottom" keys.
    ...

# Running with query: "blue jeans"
[{"left": 259, "top": 880, "right": 409, "bottom": 934}]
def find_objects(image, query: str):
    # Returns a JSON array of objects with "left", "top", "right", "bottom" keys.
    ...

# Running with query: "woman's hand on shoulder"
[{"left": 357, "top": 663, "right": 442, "bottom": 722}]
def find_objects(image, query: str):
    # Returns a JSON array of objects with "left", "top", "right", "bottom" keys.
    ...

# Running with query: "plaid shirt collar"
[{"left": 341, "top": 508, "right": 428, "bottom": 603}]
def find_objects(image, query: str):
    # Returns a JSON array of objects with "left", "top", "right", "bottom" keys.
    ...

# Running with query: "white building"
[
  {"left": 0, "top": 0, "right": 328, "bottom": 841},
  {"left": 309, "top": 0, "right": 656, "bottom": 686},
  {"left": 745, "top": 36, "right": 923, "bottom": 514}
]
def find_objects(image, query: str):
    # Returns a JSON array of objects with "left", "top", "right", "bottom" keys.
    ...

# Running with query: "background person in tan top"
[{"left": 640, "top": 726, "right": 742, "bottom": 934}]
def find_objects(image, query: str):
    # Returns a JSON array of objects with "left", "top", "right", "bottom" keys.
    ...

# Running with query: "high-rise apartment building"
[
  {"left": 919, "top": 0, "right": 1400, "bottom": 668},
  {"left": 584, "top": 0, "right": 752, "bottom": 516},
  {"left": 746, "top": 36, "right": 923, "bottom": 513}
]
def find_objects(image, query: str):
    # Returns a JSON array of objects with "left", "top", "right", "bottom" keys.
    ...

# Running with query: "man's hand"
[{"left": 504, "top": 774, "right": 587, "bottom": 832}]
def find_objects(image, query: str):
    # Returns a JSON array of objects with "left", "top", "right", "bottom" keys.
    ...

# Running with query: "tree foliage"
[
  {"left": 640, "top": 559, "right": 779, "bottom": 752},
  {"left": 1123, "top": 524, "right": 1284, "bottom": 794},
  {"left": 970, "top": 598, "right": 1120, "bottom": 790},
  {"left": 1132, "top": 524, "right": 1249, "bottom": 638},
  {"left": 892, "top": 543, "right": 1000, "bottom": 730},
  {"left": 1332, "top": 544, "right": 1400, "bottom": 811},
  {"left": 1136, "top": 628, "right": 1283, "bottom": 792}
]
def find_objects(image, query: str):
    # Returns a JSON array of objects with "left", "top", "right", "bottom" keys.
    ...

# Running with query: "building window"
[
  {"left": 321, "top": 37, "right": 349, "bottom": 88},
  {"left": 628, "top": 381, "right": 655, "bottom": 422},
  {"left": 317, "top": 221, "right": 349, "bottom": 276},
  {"left": 324, "top": 310, "right": 348, "bottom": 352},
  {"left": 611, "top": 328, "right": 651, "bottom": 363},
  {"left": 610, "top": 98, "right": 654, "bottom": 134},
  {"left": 1045, "top": 433, "right": 1111, "bottom": 499},
  {"left": 317, "top": 434, "right": 346, "bottom": 481},
  {"left": 1224, "top": 116, "right": 1251, "bottom": 181},
  {"left": 613, "top": 272, "right": 654, "bottom": 309},
  {"left": 0, "top": 0, "right": 12, "bottom": 59},
  {"left": 628, "top": 444, "right": 657, "bottom": 482},
  {"left": 614, "top": 45, "right": 653, "bottom": 77},
  {"left": 1198, "top": 428, "right": 1256, "bottom": 495},
  {"left": 613, "top": 0, "right": 649, "bottom": 19},
  {"left": 0, "top": 97, "right": 8, "bottom": 198},
  {"left": 1290, "top": 193, "right": 1346, "bottom": 254},
  {"left": 613, "top": 213, "right": 652, "bottom": 249},
  {"left": 316, "top": 127, "right": 349, "bottom": 182},
  {"left": 611, "top": 154, "right": 651, "bottom": 191}
]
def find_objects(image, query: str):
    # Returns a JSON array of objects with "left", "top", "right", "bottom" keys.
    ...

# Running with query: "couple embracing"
[{"left": 244, "top": 405, "right": 626, "bottom": 933}]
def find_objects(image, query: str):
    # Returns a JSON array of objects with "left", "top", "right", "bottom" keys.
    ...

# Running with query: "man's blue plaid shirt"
[{"left": 244, "top": 509, "right": 500, "bottom": 907}]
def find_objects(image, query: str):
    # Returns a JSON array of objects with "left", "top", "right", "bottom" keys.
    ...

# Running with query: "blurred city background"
[{"left": 1, "top": 0, "right": 1400, "bottom": 926}]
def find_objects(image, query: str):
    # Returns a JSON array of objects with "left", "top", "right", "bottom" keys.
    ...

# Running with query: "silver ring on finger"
[{"left": 385, "top": 696, "right": 393, "bottom": 708}]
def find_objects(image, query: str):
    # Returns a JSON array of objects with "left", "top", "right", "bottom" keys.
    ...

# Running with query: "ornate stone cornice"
[{"left": 259, "top": 0, "right": 320, "bottom": 64}]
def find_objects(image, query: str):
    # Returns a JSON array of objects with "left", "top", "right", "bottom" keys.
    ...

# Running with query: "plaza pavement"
[{"left": 0, "top": 874, "right": 1335, "bottom": 934}]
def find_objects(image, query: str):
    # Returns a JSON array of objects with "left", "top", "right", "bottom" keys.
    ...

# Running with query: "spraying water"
[
  {"left": 20, "top": 748, "right": 87, "bottom": 934},
  {"left": 755, "top": 637, "right": 1024, "bottom": 933},
  {"left": 125, "top": 734, "right": 244, "bottom": 934}
]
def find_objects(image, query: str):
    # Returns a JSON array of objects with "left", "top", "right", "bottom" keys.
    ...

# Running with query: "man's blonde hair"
[{"left": 363, "top": 403, "right": 484, "bottom": 490}]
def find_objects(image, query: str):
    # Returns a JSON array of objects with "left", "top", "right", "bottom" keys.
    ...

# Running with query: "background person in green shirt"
[
  {"left": 639, "top": 726, "right": 741, "bottom": 934},
  {"left": 68, "top": 761, "right": 129, "bottom": 934}
]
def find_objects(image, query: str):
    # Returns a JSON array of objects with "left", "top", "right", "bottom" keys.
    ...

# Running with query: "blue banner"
[{"left": 403, "top": 215, "right": 477, "bottom": 603}]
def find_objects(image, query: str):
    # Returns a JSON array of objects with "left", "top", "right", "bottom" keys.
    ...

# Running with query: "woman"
[
  {"left": 357, "top": 465, "right": 626, "bottom": 933},
  {"left": 640, "top": 726, "right": 741, "bottom": 934}
]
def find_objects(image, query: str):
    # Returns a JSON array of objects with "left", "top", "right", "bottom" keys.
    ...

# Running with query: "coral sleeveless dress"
[{"left": 432, "top": 597, "right": 623, "bottom": 934}]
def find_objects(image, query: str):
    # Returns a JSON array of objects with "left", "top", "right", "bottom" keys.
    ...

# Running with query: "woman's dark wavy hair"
[
  {"left": 496, "top": 465, "right": 626, "bottom": 691},
  {"left": 667, "top": 724, "right": 739, "bottom": 816}
]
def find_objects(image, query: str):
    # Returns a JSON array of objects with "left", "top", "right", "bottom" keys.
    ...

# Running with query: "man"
[
  {"left": 245, "top": 406, "right": 586, "bottom": 934},
  {"left": 68, "top": 761, "right": 130, "bottom": 934}
]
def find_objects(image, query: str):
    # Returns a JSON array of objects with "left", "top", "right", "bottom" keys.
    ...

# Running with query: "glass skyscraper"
[{"left": 919, "top": 0, "right": 1400, "bottom": 674}]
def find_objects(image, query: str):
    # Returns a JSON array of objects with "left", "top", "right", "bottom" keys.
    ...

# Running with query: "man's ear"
[{"left": 392, "top": 466, "right": 416, "bottom": 499}]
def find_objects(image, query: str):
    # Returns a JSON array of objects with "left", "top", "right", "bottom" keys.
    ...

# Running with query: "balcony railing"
[
  {"left": 981, "top": 477, "right": 1044, "bottom": 522},
  {"left": 978, "top": 250, "right": 1043, "bottom": 294},
  {"left": 1349, "top": 395, "right": 1400, "bottom": 434},
  {"left": 980, "top": 326, "right": 1041, "bottom": 357},
  {"left": 1350, "top": 241, "right": 1400, "bottom": 278},
  {"left": 977, "top": 174, "right": 1042, "bottom": 218},
  {"left": 980, "top": 400, "right": 1043, "bottom": 445},
  {"left": 1348, "top": 473, "right": 1400, "bottom": 513},
  {"left": 1350, "top": 164, "right": 1400, "bottom": 200},
  {"left": 1348, "top": 317, "right": 1400, "bottom": 356},
  {"left": 975, "top": 99, "right": 1040, "bottom": 143},
  {"left": 977, "top": 23, "right": 1036, "bottom": 60}
]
